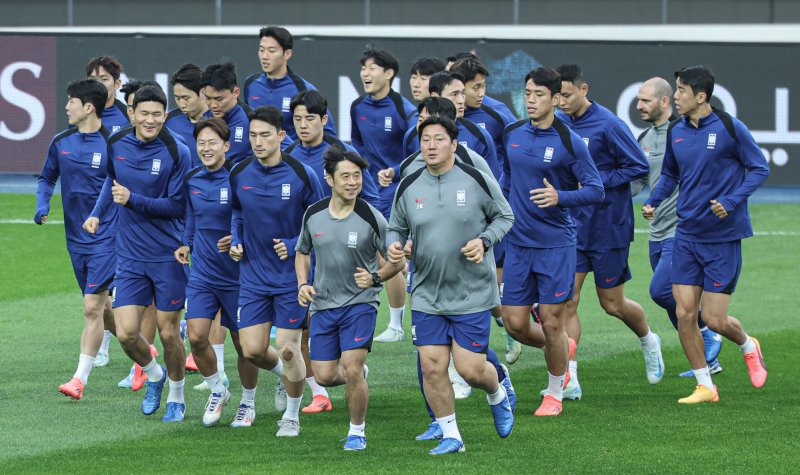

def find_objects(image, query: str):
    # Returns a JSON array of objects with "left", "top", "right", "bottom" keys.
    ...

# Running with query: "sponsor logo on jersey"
[
  {"left": 220, "top": 187, "right": 228, "bottom": 204},
  {"left": 151, "top": 158, "right": 161, "bottom": 175},
  {"left": 234, "top": 126, "right": 244, "bottom": 142},
  {"left": 707, "top": 133, "right": 717, "bottom": 149},
  {"left": 348, "top": 231, "right": 358, "bottom": 248},
  {"left": 281, "top": 183, "right": 291, "bottom": 200},
  {"left": 415, "top": 197, "right": 425, "bottom": 209},
  {"left": 456, "top": 190, "right": 466, "bottom": 207},
  {"left": 91, "top": 152, "right": 102, "bottom": 168},
  {"left": 544, "top": 147, "right": 554, "bottom": 163}
]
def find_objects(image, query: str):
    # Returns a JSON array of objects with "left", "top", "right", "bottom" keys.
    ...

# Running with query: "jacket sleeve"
[
  {"left": 716, "top": 121, "right": 770, "bottom": 212},
  {"left": 478, "top": 172, "right": 515, "bottom": 246},
  {"left": 601, "top": 123, "right": 650, "bottom": 188},
  {"left": 126, "top": 145, "right": 190, "bottom": 219},
  {"left": 34, "top": 140, "right": 60, "bottom": 223},
  {"left": 646, "top": 131, "right": 679, "bottom": 208},
  {"left": 559, "top": 139, "right": 606, "bottom": 207}
]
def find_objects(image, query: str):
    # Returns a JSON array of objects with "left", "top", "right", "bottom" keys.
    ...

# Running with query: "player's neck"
[
  {"left": 301, "top": 134, "right": 324, "bottom": 148},
  {"left": 205, "top": 159, "right": 225, "bottom": 172},
  {"left": 688, "top": 104, "right": 713, "bottom": 127},
  {"left": 532, "top": 112, "right": 555, "bottom": 129},
  {"left": 652, "top": 111, "right": 673, "bottom": 128},
  {"left": 370, "top": 86, "right": 391, "bottom": 101},
  {"left": 188, "top": 105, "right": 209, "bottom": 122},
  {"left": 105, "top": 96, "right": 116, "bottom": 108},
  {"left": 267, "top": 65, "right": 288, "bottom": 80},
  {"left": 573, "top": 99, "right": 591, "bottom": 118},
  {"left": 77, "top": 116, "right": 102, "bottom": 133},
  {"left": 329, "top": 195, "right": 356, "bottom": 219},
  {"left": 427, "top": 157, "right": 455, "bottom": 176},
  {"left": 257, "top": 151, "right": 282, "bottom": 167}
]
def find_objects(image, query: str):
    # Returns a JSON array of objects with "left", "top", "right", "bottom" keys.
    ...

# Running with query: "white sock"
[
  {"left": 699, "top": 326, "right": 709, "bottom": 332},
  {"left": 546, "top": 371, "right": 565, "bottom": 401},
  {"left": 739, "top": 335, "right": 756, "bottom": 354},
  {"left": 241, "top": 386, "right": 256, "bottom": 407},
  {"left": 388, "top": 306, "right": 404, "bottom": 330},
  {"left": 204, "top": 371, "right": 227, "bottom": 394},
  {"left": 693, "top": 366, "right": 714, "bottom": 390},
  {"left": 270, "top": 359, "right": 284, "bottom": 377},
  {"left": 486, "top": 384, "right": 506, "bottom": 405},
  {"left": 167, "top": 378, "right": 185, "bottom": 404},
  {"left": 99, "top": 330, "right": 112, "bottom": 354},
  {"left": 639, "top": 330, "right": 658, "bottom": 349},
  {"left": 212, "top": 344, "right": 225, "bottom": 373},
  {"left": 435, "top": 413, "right": 462, "bottom": 442},
  {"left": 283, "top": 395, "right": 302, "bottom": 421},
  {"left": 142, "top": 358, "right": 163, "bottom": 382},
  {"left": 306, "top": 376, "right": 329, "bottom": 397},
  {"left": 568, "top": 360, "right": 579, "bottom": 384},
  {"left": 349, "top": 422, "right": 366, "bottom": 437},
  {"left": 74, "top": 354, "right": 95, "bottom": 384}
]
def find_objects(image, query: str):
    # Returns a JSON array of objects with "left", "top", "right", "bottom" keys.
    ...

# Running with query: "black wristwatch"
[
  {"left": 480, "top": 237, "right": 491, "bottom": 252},
  {"left": 371, "top": 272, "right": 383, "bottom": 287}
]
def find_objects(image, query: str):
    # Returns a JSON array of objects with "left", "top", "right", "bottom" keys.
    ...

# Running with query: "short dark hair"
[
  {"left": 410, "top": 57, "right": 445, "bottom": 77},
  {"left": 171, "top": 63, "right": 204, "bottom": 95},
  {"left": 323, "top": 145, "right": 368, "bottom": 177},
  {"left": 85, "top": 56, "right": 124, "bottom": 81},
  {"left": 120, "top": 80, "right": 159, "bottom": 104},
  {"left": 675, "top": 65, "right": 715, "bottom": 101},
  {"left": 193, "top": 117, "right": 230, "bottom": 141},
  {"left": 248, "top": 105, "right": 283, "bottom": 131},
  {"left": 449, "top": 58, "right": 490, "bottom": 83},
  {"left": 446, "top": 52, "right": 478, "bottom": 64},
  {"left": 67, "top": 79, "right": 108, "bottom": 118},
  {"left": 360, "top": 48, "right": 400, "bottom": 78},
  {"left": 428, "top": 71, "right": 465, "bottom": 96},
  {"left": 132, "top": 85, "right": 167, "bottom": 111},
  {"left": 202, "top": 63, "right": 238, "bottom": 92},
  {"left": 556, "top": 64, "right": 585, "bottom": 86},
  {"left": 418, "top": 116, "right": 459, "bottom": 142},
  {"left": 418, "top": 96, "right": 457, "bottom": 121},
  {"left": 525, "top": 67, "right": 562, "bottom": 97},
  {"left": 290, "top": 90, "right": 327, "bottom": 117},
  {"left": 259, "top": 26, "right": 293, "bottom": 50}
]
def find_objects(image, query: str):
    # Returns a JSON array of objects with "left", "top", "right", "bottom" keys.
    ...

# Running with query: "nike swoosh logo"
[
  {"left": 712, "top": 282, "right": 725, "bottom": 287},
  {"left": 314, "top": 233, "right": 324, "bottom": 237},
  {"left": 674, "top": 138, "right": 686, "bottom": 143},
  {"left": 171, "top": 299, "right": 182, "bottom": 305},
  {"left": 555, "top": 291, "right": 567, "bottom": 297},
  {"left": 471, "top": 342, "right": 482, "bottom": 347},
  {"left": 605, "top": 277, "right": 617, "bottom": 284},
  {"left": 191, "top": 191, "right": 202, "bottom": 195},
  {"left": 250, "top": 96, "right": 261, "bottom": 100},
  {"left": 61, "top": 150, "right": 72, "bottom": 155},
  {"left": 511, "top": 143, "right": 521, "bottom": 148},
  {"left": 354, "top": 336, "right": 366, "bottom": 342},
  {"left": 87, "top": 283, "right": 98, "bottom": 288},
  {"left": 242, "top": 186, "right": 254, "bottom": 190},
  {"left": 116, "top": 156, "right": 126, "bottom": 160},
  {"left": 289, "top": 318, "right": 301, "bottom": 323}
]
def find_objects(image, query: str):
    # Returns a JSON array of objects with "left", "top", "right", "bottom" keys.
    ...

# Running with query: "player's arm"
[
  {"left": 278, "top": 169, "right": 325, "bottom": 260},
  {"left": 85, "top": 146, "right": 117, "bottom": 232},
  {"left": 386, "top": 188, "right": 410, "bottom": 250},
  {"left": 176, "top": 192, "right": 195, "bottom": 264},
  {"left": 360, "top": 169, "right": 382, "bottom": 207},
  {"left": 602, "top": 124, "right": 650, "bottom": 188},
  {"left": 294, "top": 214, "right": 315, "bottom": 305},
  {"left": 125, "top": 148, "right": 190, "bottom": 219},
  {"left": 349, "top": 103, "right": 365, "bottom": 155},
  {"left": 644, "top": 133, "right": 679, "bottom": 219},
  {"left": 228, "top": 171, "right": 244, "bottom": 261},
  {"left": 479, "top": 174, "right": 515, "bottom": 247},
  {"left": 34, "top": 141, "right": 60, "bottom": 224},
  {"left": 501, "top": 129, "right": 513, "bottom": 199},
  {"left": 558, "top": 142, "right": 606, "bottom": 207},
  {"left": 714, "top": 122, "right": 770, "bottom": 213},
  {"left": 478, "top": 127, "right": 502, "bottom": 181}
]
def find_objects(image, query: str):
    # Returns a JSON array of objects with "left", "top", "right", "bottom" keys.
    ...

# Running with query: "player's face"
[
  {"left": 416, "top": 107, "right": 431, "bottom": 131},
  {"left": 133, "top": 101, "right": 166, "bottom": 142},
  {"left": 420, "top": 124, "right": 457, "bottom": 169},
  {"left": 674, "top": 78, "right": 700, "bottom": 117},
  {"left": 173, "top": 84, "right": 206, "bottom": 119},
  {"left": 292, "top": 105, "right": 327, "bottom": 146},
  {"left": 440, "top": 80, "right": 466, "bottom": 118},
  {"left": 88, "top": 67, "right": 119, "bottom": 103},
  {"left": 361, "top": 59, "right": 392, "bottom": 96},
  {"left": 203, "top": 86, "right": 240, "bottom": 117},
  {"left": 65, "top": 97, "right": 90, "bottom": 126},
  {"left": 259, "top": 36, "right": 292, "bottom": 76},
  {"left": 463, "top": 74, "right": 486, "bottom": 109},
  {"left": 196, "top": 127, "right": 230, "bottom": 170},
  {"left": 636, "top": 84, "right": 663, "bottom": 124},
  {"left": 328, "top": 159, "right": 363, "bottom": 202},
  {"left": 249, "top": 119, "right": 284, "bottom": 160},
  {"left": 409, "top": 71, "right": 431, "bottom": 102},
  {"left": 559, "top": 80, "right": 586, "bottom": 116},
  {"left": 525, "top": 79, "right": 557, "bottom": 123},
  {"left": 126, "top": 93, "right": 135, "bottom": 123}
]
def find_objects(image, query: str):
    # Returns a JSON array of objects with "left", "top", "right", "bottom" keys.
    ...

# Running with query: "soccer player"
[
  {"left": 202, "top": 63, "right": 255, "bottom": 163},
  {"left": 296, "top": 147, "right": 405, "bottom": 450},
  {"left": 84, "top": 85, "right": 191, "bottom": 422},
  {"left": 388, "top": 116, "right": 515, "bottom": 455},
  {"left": 634, "top": 77, "right": 724, "bottom": 376},
  {"left": 409, "top": 57, "right": 446, "bottom": 103},
  {"left": 167, "top": 64, "right": 213, "bottom": 167},
  {"left": 176, "top": 117, "right": 282, "bottom": 426},
  {"left": 643, "top": 65, "right": 769, "bottom": 403},
  {"left": 502, "top": 67, "right": 605, "bottom": 416},
  {"left": 350, "top": 48, "right": 416, "bottom": 343},
  {"left": 36, "top": 79, "right": 116, "bottom": 400},
  {"left": 557, "top": 63, "right": 664, "bottom": 395},
  {"left": 228, "top": 106, "right": 324, "bottom": 436},
  {"left": 244, "top": 26, "right": 336, "bottom": 141},
  {"left": 85, "top": 56, "right": 129, "bottom": 133}
]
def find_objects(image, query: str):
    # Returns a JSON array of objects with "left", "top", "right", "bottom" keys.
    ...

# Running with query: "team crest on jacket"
[
  {"left": 456, "top": 190, "right": 466, "bottom": 207},
  {"left": 282, "top": 97, "right": 291, "bottom": 112},
  {"left": 582, "top": 137, "right": 589, "bottom": 147},
  {"left": 707, "top": 133, "right": 717, "bottom": 149},
  {"left": 348, "top": 232, "right": 358, "bottom": 248},
  {"left": 281, "top": 183, "right": 291, "bottom": 200},
  {"left": 92, "top": 153, "right": 102, "bottom": 168},
  {"left": 384, "top": 117, "right": 392, "bottom": 131},
  {"left": 235, "top": 126, "right": 244, "bottom": 142},
  {"left": 151, "top": 158, "right": 161, "bottom": 175},
  {"left": 544, "top": 147, "right": 554, "bottom": 163},
  {"left": 220, "top": 187, "right": 229, "bottom": 204}
]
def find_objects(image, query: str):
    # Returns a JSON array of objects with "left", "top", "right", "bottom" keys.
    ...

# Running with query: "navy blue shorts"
[
  {"left": 576, "top": 246, "right": 632, "bottom": 289},
  {"left": 113, "top": 259, "right": 187, "bottom": 311},
  {"left": 309, "top": 303, "right": 377, "bottom": 360},
  {"left": 501, "top": 243, "right": 575, "bottom": 305},
  {"left": 237, "top": 287, "right": 306, "bottom": 330},
  {"left": 69, "top": 251, "right": 115, "bottom": 295},
  {"left": 185, "top": 280, "right": 239, "bottom": 331},
  {"left": 411, "top": 309, "right": 491, "bottom": 353},
  {"left": 671, "top": 238, "right": 742, "bottom": 294}
]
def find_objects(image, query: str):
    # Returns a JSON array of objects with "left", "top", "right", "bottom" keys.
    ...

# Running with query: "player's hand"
[
  {"left": 387, "top": 242, "right": 404, "bottom": 265},
  {"left": 461, "top": 238, "right": 485, "bottom": 264},
  {"left": 403, "top": 240, "right": 413, "bottom": 260},
  {"left": 377, "top": 168, "right": 395, "bottom": 187},
  {"left": 273, "top": 238, "right": 288, "bottom": 260},
  {"left": 174, "top": 245, "right": 190, "bottom": 264},
  {"left": 230, "top": 244, "right": 244, "bottom": 262},
  {"left": 83, "top": 217, "right": 100, "bottom": 234},
  {"left": 217, "top": 234, "right": 232, "bottom": 253},
  {"left": 111, "top": 180, "right": 131, "bottom": 205},
  {"left": 710, "top": 199, "right": 728, "bottom": 219},
  {"left": 354, "top": 267, "right": 374, "bottom": 289},
  {"left": 298, "top": 284, "right": 316, "bottom": 307},
  {"left": 530, "top": 178, "right": 559, "bottom": 208},
  {"left": 642, "top": 204, "right": 656, "bottom": 220},
  {"left": 35, "top": 214, "right": 48, "bottom": 225}
]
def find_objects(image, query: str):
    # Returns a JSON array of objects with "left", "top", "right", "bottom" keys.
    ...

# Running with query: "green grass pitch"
[{"left": 1, "top": 193, "right": 798, "bottom": 473}]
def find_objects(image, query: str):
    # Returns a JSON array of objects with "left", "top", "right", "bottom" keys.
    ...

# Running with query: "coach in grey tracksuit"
[{"left": 386, "top": 116, "right": 515, "bottom": 449}]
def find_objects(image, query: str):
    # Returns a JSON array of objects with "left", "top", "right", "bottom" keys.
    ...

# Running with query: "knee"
[
  {"left": 188, "top": 333, "right": 208, "bottom": 352},
  {"left": 314, "top": 370, "right": 335, "bottom": 386},
  {"left": 116, "top": 329, "right": 138, "bottom": 347},
  {"left": 600, "top": 298, "right": 624, "bottom": 318},
  {"left": 501, "top": 313, "right": 525, "bottom": 336},
  {"left": 649, "top": 283, "right": 672, "bottom": 309},
  {"left": 279, "top": 342, "right": 301, "bottom": 362},
  {"left": 343, "top": 362, "right": 364, "bottom": 384},
  {"left": 240, "top": 341, "right": 264, "bottom": 361}
]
